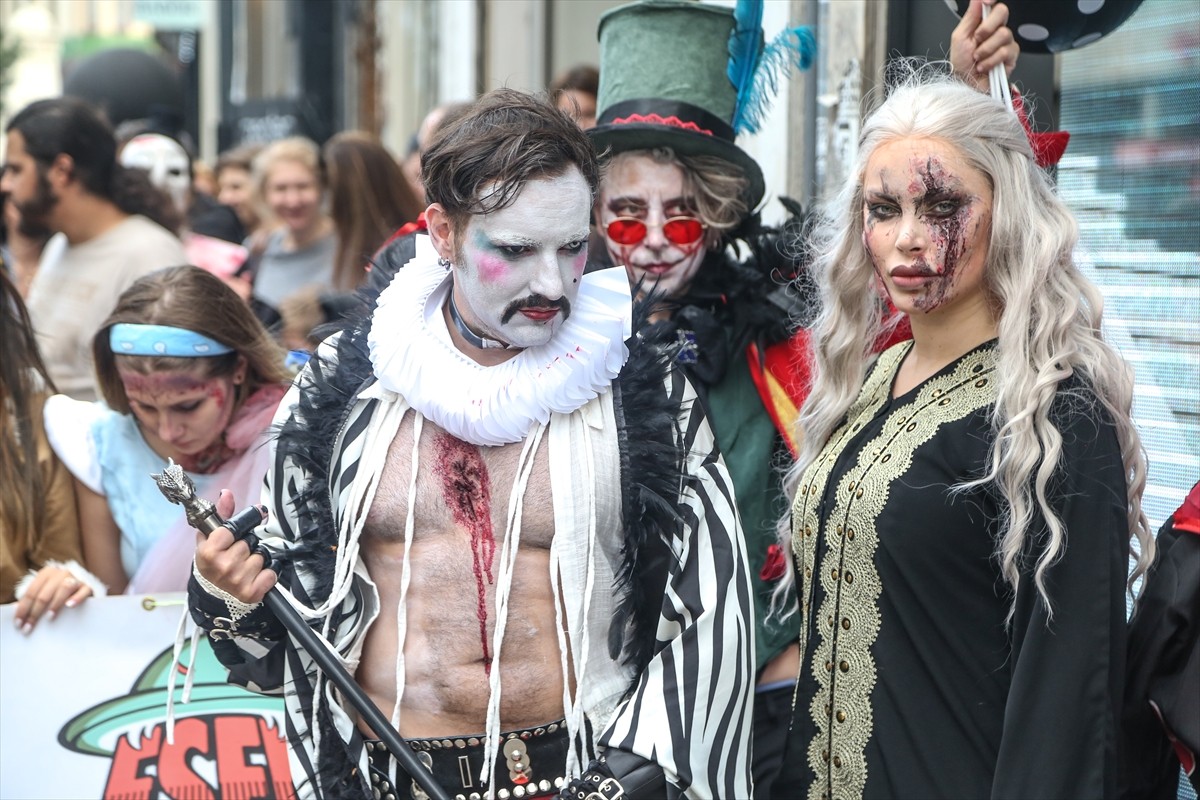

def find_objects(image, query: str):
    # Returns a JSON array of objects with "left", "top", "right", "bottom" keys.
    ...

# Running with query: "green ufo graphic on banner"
[{"left": 59, "top": 638, "right": 285, "bottom": 757}]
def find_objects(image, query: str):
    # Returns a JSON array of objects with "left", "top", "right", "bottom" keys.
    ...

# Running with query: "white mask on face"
[
  {"left": 120, "top": 133, "right": 191, "bottom": 214},
  {"left": 450, "top": 169, "right": 593, "bottom": 350}
]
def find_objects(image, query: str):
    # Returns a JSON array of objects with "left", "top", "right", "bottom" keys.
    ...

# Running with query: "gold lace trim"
[{"left": 792, "top": 343, "right": 997, "bottom": 800}]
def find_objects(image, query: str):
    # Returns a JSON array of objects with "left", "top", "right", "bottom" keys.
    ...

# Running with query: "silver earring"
[{"left": 437, "top": 257, "right": 451, "bottom": 268}]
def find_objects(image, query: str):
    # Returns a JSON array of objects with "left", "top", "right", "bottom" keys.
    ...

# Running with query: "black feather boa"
[{"left": 609, "top": 316, "right": 690, "bottom": 677}]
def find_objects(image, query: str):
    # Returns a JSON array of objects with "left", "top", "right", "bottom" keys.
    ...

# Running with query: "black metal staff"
[{"left": 151, "top": 460, "right": 453, "bottom": 800}]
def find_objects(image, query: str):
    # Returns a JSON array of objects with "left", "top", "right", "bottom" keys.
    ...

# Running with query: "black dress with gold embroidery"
[{"left": 790, "top": 340, "right": 1129, "bottom": 800}]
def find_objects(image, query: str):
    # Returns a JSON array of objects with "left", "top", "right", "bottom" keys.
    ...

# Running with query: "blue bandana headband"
[{"left": 109, "top": 323, "right": 235, "bottom": 357}]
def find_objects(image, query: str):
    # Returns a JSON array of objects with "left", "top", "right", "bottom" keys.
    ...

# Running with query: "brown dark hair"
[
  {"left": 0, "top": 269, "right": 57, "bottom": 549},
  {"left": 215, "top": 142, "right": 264, "bottom": 178},
  {"left": 93, "top": 266, "right": 290, "bottom": 415},
  {"left": 421, "top": 88, "right": 600, "bottom": 229},
  {"left": 549, "top": 64, "right": 599, "bottom": 100},
  {"left": 324, "top": 131, "right": 423, "bottom": 291},
  {"left": 6, "top": 97, "right": 182, "bottom": 235}
]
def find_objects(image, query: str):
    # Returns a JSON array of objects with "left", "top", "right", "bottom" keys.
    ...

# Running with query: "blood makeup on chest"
[{"left": 433, "top": 433, "right": 497, "bottom": 674}]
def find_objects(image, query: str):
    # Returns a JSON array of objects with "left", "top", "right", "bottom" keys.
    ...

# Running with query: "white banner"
[{"left": 0, "top": 593, "right": 293, "bottom": 799}]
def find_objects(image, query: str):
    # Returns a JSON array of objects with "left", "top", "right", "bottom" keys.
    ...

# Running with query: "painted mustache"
[{"left": 500, "top": 294, "right": 571, "bottom": 324}]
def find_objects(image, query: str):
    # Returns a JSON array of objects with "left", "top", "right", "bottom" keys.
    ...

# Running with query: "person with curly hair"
[{"left": 785, "top": 68, "right": 1152, "bottom": 799}]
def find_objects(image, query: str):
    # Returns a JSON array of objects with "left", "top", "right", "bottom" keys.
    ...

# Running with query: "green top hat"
[{"left": 589, "top": 0, "right": 813, "bottom": 213}]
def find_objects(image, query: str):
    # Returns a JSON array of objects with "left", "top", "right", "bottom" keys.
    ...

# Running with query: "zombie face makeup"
[
  {"left": 118, "top": 363, "right": 243, "bottom": 470},
  {"left": 120, "top": 134, "right": 191, "bottom": 215},
  {"left": 448, "top": 169, "right": 592, "bottom": 350},
  {"left": 598, "top": 155, "right": 709, "bottom": 300},
  {"left": 861, "top": 136, "right": 993, "bottom": 318},
  {"left": 263, "top": 159, "right": 323, "bottom": 236}
]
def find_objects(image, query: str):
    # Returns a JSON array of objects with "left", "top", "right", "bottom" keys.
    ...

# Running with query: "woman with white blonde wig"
[{"left": 785, "top": 66, "right": 1152, "bottom": 799}]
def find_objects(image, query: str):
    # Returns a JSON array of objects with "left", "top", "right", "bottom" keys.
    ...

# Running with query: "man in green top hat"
[{"left": 587, "top": 0, "right": 1020, "bottom": 796}]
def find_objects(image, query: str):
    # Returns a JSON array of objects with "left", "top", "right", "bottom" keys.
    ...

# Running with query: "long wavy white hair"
[{"left": 783, "top": 68, "right": 1153, "bottom": 619}]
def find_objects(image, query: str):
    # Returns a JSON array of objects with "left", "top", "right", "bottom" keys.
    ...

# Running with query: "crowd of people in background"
[
  {"left": 0, "top": 2, "right": 1196, "bottom": 796},
  {"left": 0, "top": 56, "right": 603, "bottom": 608}
]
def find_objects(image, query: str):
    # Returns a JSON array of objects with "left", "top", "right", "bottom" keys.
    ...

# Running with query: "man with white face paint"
[{"left": 188, "top": 88, "right": 754, "bottom": 800}]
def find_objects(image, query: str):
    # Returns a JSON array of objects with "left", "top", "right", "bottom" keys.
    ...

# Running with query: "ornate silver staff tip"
[
  {"left": 150, "top": 459, "right": 220, "bottom": 533},
  {"left": 151, "top": 459, "right": 196, "bottom": 506}
]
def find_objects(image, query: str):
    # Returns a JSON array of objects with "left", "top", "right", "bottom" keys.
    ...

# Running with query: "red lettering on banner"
[
  {"left": 214, "top": 716, "right": 270, "bottom": 797},
  {"left": 157, "top": 718, "right": 216, "bottom": 800},
  {"left": 100, "top": 716, "right": 292, "bottom": 799},
  {"left": 104, "top": 729, "right": 162, "bottom": 799},
  {"left": 259, "top": 718, "right": 297, "bottom": 798}
]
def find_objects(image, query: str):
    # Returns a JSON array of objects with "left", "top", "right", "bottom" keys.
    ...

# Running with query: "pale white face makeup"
[
  {"left": 597, "top": 155, "right": 708, "bottom": 300},
  {"left": 120, "top": 133, "right": 191, "bottom": 214},
  {"left": 449, "top": 169, "right": 592, "bottom": 350}
]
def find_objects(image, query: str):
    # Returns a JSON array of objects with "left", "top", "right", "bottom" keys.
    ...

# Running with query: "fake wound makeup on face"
[
  {"left": 118, "top": 370, "right": 212, "bottom": 397},
  {"left": 912, "top": 156, "right": 970, "bottom": 204}
]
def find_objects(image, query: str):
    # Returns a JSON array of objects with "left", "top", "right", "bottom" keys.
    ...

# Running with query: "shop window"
[{"left": 1058, "top": 0, "right": 1200, "bottom": 534}]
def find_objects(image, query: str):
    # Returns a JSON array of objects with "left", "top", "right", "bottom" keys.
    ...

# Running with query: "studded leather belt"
[{"left": 366, "top": 720, "right": 569, "bottom": 800}]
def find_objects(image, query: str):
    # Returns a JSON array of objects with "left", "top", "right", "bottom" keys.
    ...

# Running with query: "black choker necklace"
[{"left": 447, "top": 292, "right": 513, "bottom": 350}]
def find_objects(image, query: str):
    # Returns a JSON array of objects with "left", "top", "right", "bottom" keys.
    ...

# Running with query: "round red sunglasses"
[{"left": 605, "top": 215, "right": 707, "bottom": 247}]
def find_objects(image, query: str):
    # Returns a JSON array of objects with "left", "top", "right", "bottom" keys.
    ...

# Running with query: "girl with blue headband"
[{"left": 21, "top": 266, "right": 291, "bottom": 624}]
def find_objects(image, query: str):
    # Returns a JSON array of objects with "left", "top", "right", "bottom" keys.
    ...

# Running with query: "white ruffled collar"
[{"left": 367, "top": 237, "right": 632, "bottom": 446}]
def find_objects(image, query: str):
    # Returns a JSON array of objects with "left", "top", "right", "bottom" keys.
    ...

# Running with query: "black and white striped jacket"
[{"left": 190, "top": 254, "right": 755, "bottom": 799}]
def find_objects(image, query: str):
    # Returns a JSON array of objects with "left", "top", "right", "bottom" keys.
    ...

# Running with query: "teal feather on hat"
[{"left": 727, "top": 0, "right": 816, "bottom": 135}]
